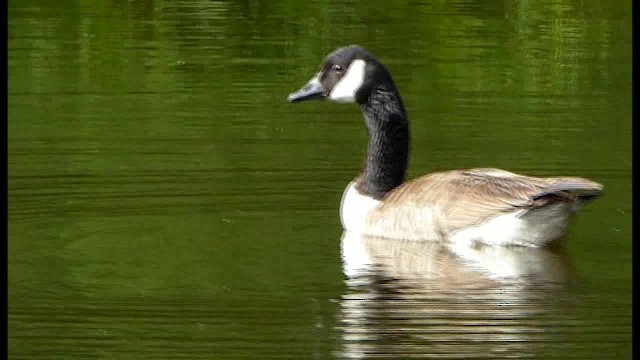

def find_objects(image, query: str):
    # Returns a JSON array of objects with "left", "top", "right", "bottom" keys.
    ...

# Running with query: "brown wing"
[{"left": 369, "top": 168, "right": 602, "bottom": 236}]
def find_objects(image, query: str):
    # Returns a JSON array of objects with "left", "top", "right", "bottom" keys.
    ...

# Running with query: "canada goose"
[{"left": 287, "top": 45, "right": 603, "bottom": 247}]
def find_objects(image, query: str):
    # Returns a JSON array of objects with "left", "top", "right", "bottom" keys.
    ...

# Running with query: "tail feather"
[{"left": 532, "top": 177, "right": 604, "bottom": 201}]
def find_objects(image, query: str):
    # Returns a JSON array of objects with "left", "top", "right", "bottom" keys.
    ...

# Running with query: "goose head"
[{"left": 287, "top": 45, "right": 396, "bottom": 105}]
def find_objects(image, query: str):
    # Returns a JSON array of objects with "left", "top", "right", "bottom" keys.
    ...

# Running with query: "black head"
[{"left": 287, "top": 45, "right": 396, "bottom": 105}]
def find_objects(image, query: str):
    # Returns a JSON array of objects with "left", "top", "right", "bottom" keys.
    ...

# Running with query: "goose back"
[{"left": 362, "top": 168, "right": 603, "bottom": 246}]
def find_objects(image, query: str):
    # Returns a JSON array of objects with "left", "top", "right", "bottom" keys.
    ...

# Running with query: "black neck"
[{"left": 356, "top": 86, "right": 410, "bottom": 200}]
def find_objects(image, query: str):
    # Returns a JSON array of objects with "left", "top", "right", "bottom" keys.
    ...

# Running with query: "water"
[{"left": 8, "top": 0, "right": 631, "bottom": 359}]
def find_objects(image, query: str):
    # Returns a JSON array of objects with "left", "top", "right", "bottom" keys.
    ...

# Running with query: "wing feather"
[{"left": 367, "top": 168, "right": 603, "bottom": 238}]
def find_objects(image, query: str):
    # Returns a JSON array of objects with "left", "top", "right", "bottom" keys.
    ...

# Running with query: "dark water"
[{"left": 8, "top": 1, "right": 631, "bottom": 359}]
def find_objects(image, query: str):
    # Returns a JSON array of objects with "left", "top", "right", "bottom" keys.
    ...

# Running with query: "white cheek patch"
[{"left": 329, "top": 59, "right": 366, "bottom": 103}]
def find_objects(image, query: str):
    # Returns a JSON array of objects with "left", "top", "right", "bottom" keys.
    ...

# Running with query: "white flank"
[
  {"left": 340, "top": 181, "right": 381, "bottom": 232},
  {"left": 449, "top": 203, "right": 572, "bottom": 247},
  {"left": 329, "top": 59, "right": 366, "bottom": 103}
]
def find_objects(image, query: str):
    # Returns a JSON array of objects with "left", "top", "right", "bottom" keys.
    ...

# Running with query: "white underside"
[
  {"left": 340, "top": 182, "right": 573, "bottom": 247},
  {"left": 449, "top": 203, "right": 572, "bottom": 247}
]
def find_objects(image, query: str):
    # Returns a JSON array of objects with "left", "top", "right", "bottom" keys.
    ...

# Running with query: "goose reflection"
[{"left": 337, "top": 231, "right": 577, "bottom": 359}]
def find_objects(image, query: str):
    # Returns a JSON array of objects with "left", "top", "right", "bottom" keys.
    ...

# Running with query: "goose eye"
[{"left": 332, "top": 64, "right": 343, "bottom": 72}]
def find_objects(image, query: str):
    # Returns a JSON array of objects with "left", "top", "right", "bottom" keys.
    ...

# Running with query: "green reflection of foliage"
[{"left": 8, "top": 1, "right": 631, "bottom": 357}]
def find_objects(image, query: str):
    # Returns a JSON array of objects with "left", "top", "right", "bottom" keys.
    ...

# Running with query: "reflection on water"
[
  {"left": 339, "top": 232, "right": 576, "bottom": 359},
  {"left": 8, "top": 0, "right": 631, "bottom": 358}
]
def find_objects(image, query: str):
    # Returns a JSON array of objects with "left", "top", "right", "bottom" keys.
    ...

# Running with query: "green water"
[{"left": 8, "top": 0, "right": 631, "bottom": 359}]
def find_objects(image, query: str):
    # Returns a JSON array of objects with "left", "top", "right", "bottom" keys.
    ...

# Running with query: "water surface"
[{"left": 8, "top": 0, "right": 631, "bottom": 359}]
